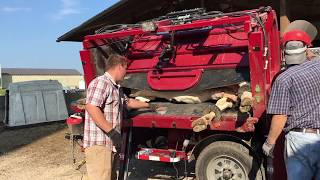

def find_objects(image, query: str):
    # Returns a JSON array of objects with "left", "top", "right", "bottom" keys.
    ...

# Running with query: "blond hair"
[{"left": 105, "top": 54, "right": 128, "bottom": 70}]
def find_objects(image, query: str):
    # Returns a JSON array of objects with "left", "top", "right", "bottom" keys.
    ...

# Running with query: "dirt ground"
[{"left": 0, "top": 122, "right": 195, "bottom": 180}]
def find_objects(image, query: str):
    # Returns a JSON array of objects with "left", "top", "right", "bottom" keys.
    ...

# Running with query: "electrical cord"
[
  {"left": 173, "top": 162, "right": 179, "bottom": 180},
  {"left": 172, "top": 141, "right": 179, "bottom": 180},
  {"left": 78, "top": 169, "right": 84, "bottom": 180},
  {"left": 96, "top": 24, "right": 141, "bottom": 34}
]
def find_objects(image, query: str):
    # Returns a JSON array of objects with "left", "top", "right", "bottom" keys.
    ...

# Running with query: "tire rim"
[{"left": 206, "top": 155, "right": 247, "bottom": 180}]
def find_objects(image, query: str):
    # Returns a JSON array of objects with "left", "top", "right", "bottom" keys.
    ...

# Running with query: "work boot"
[
  {"left": 238, "top": 82, "right": 253, "bottom": 112},
  {"left": 211, "top": 92, "right": 238, "bottom": 102},
  {"left": 239, "top": 105, "right": 252, "bottom": 113},
  {"left": 238, "top": 82, "right": 251, "bottom": 96},
  {"left": 192, "top": 112, "right": 215, "bottom": 132},
  {"left": 172, "top": 95, "right": 202, "bottom": 104},
  {"left": 213, "top": 97, "right": 233, "bottom": 121},
  {"left": 240, "top": 91, "right": 253, "bottom": 106},
  {"left": 192, "top": 97, "right": 233, "bottom": 132},
  {"left": 216, "top": 97, "right": 233, "bottom": 110},
  {"left": 192, "top": 124, "right": 208, "bottom": 132}
]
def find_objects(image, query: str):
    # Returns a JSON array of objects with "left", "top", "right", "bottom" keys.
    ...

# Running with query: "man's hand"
[
  {"left": 106, "top": 129, "right": 122, "bottom": 149},
  {"left": 262, "top": 140, "right": 275, "bottom": 158}
]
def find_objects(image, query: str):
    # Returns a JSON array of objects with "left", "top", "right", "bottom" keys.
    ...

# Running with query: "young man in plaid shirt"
[{"left": 84, "top": 54, "right": 156, "bottom": 180}]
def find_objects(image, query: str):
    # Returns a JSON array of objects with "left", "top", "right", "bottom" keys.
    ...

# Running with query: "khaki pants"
[{"left": 85, "top": 145, "right": 117, "bottom": 180}]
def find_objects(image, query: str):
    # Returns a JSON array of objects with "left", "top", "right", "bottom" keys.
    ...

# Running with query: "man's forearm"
[
  {"left": 85, "top": 104, "right": 113, "bottom": 132},
  {"left": 267, "top": 114, "right": 287, "bottom": 144},
  {"left": 127, "top": 98, "right": 149, "bottom": 109}
]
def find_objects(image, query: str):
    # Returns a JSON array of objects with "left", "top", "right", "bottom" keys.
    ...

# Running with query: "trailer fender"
[
  {"left": 190, "top": 133, "right": 255, "bottom": 160},
  {"left": 190, "top": 134, "right": 265, "bottom": 180}
]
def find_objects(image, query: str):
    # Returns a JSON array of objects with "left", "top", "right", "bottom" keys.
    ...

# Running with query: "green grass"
[{"left": 0, "top": 89, "right": 6, "bottom": 96}]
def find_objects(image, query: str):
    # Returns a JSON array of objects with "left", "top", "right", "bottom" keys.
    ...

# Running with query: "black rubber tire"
[{"left": 195, "top": 141, "right": 263, "bottom": 180}]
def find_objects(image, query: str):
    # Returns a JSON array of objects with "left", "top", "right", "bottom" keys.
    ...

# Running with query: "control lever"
[{"left": 155, "top": 45, "right": 174, "bottom": 69}]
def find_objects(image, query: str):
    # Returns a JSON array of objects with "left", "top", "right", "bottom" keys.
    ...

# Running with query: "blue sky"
[{"left": 0, "top": 0, "right": 119, "bottom": 73}]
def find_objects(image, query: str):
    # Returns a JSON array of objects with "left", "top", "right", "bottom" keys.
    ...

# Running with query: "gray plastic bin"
[{"left": 8, "top": 80, "right": 68, "bottom": 127}]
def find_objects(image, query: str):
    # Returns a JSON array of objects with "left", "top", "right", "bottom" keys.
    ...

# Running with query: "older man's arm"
[
  {"left": 262, "top": 114, "right": 287, "bottom": 157},
  {"left": 267, "top": 114, "right": 287, "bottom": 144}
]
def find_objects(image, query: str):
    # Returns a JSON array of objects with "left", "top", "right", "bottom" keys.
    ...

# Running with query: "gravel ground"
[{"left": 0, "top": 122, "right": 195, "bottom": 180}]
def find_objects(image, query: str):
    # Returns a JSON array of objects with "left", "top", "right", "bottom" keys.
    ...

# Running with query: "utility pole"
[
  {"left": 200, "top": 0, "right": 204, "bottom": 8},
  {"left": 0, "top": 64, "right": 2, "bottom": 89}
]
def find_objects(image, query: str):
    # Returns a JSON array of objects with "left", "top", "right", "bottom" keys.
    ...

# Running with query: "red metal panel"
[
  {"left": 130, "top": 115, "right": 257, "bottom": 132},
  {"left": 126, "top": 52, "right": 248, "bottom": 71},
  {"left": 79, "top": 9, "right": 280, "bottom": 131},
  {"left": 83, "top": 16, "right": 251, "bottom": 44},
  {"left": 136, "top": 148, "right": 187, "bottom": 162},
  {"left": 128, "top": 32, "right": 248, "bottom": 55},
  {"left": 265, "top": 10, "right": 281, "bottom": 94},
  {"left": 83, "top": 38, "right": 112, "bottom": 49},
  {"left": 66, "top": 116, "right": 83, "bottom": 125},
  {"left": 78, "top": 7, "right": 285, "bottom": 179},
  {"left": 147, "top": 69, "right": 202, "bottom": 91},
  {"left": 248, "top": 31, "right": 266, "bottom": 118},
  {"left": 126, "top": 29, "right": 249, "bottom": 72},
  {"left": 126, "top": 63, "right": 246, "bottom": 73},
  {"left": 79, "top": 50, "right": 96, "bottom": 86}
]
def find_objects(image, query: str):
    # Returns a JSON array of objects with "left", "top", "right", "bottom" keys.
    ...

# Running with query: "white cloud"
[
  {"left": 52, "top": 0, "right": 82, "bottom": 20},
  {"left": 1, "top": 6, "right": 32, "bottom": 13}
]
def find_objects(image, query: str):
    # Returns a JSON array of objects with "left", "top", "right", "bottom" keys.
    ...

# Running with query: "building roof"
[
  {"left": 57, "top": 0, "right": 277, "bottom": 42},
  {"left": 2, "top": 68, "right": 82, "bottom": 76}
]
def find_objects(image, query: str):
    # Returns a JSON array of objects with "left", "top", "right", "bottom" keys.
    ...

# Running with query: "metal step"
[{"left": 136, "top": 148, "right": 187, "bottom": 163}]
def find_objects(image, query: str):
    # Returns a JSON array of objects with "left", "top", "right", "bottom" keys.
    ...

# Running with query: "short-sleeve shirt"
[
  {"left": 267, "top": 58, "right": 320, "bottom": 132},
  {"left": 83, "top": 72, "right": 127, "bottom": 150}
]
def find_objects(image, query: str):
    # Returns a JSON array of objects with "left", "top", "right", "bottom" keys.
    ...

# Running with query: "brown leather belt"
[{"left": 291, "top": 128, "right": 320, "bottom": 134}]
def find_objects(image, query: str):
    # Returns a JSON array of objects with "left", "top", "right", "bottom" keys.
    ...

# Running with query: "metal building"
[{"left": 1, "top": 68, "right": 83, "bottom": 89}]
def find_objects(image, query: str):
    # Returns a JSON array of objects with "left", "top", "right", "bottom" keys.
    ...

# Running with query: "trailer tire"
[{"left": 195, "top": 141, "right": 263, "bottom": 180}]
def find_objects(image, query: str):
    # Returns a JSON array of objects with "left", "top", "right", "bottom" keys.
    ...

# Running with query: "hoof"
[
  {"left": 193, "top": 124, "right": 207, "bottom": 132},
  {"left": 239, "top": 105, "right": 252, "bottom": 113}
]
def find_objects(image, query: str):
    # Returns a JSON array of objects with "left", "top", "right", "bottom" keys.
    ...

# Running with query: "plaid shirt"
[
  {"left": 267, "top": 58, "right": 320, "bottom": 132},
  {"left": 83, "top": 72, "right": 127, "bottom": 150}
]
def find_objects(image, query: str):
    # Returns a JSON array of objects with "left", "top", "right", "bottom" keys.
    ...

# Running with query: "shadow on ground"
[
  {"left": 127, "top": 158, "right": 196, "bottom": 180},
  {"left": 0, "top": 121, "right": 66, "bottom": 156}
]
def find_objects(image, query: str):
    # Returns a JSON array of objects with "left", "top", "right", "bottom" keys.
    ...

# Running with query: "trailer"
[{"left": 68, "top": 6, "right": 286, "bottom": 180}]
